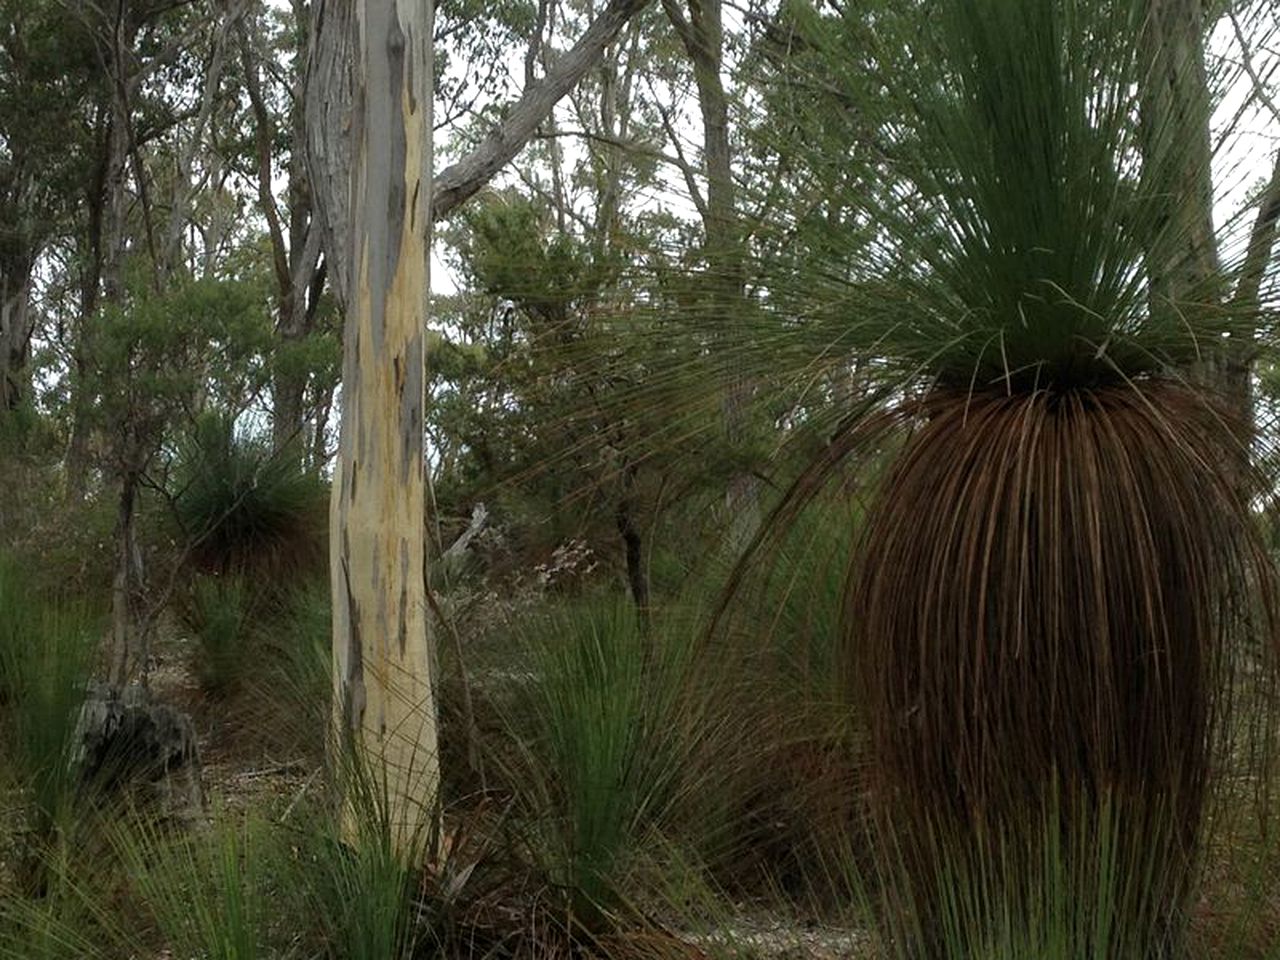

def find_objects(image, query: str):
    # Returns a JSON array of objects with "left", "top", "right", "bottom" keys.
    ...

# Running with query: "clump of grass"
[
  {"left": 0, "top": 859, "right": 119, "bottom": 960},
  {"left": 184, "top": 573, "right": 256, "bottom": 698},
  {"left": 113, "top": 812, "right": 277, "bottom": 960},
  {"left": 840, "top": 792, "right": 1188, "bottom": 960},
  {"left": 253, "top": 577, "right": 332, "bottom": 758},
  {"left": 297, "top": 744, "right": 445, "bottom": 960},
  {"left": 0, "top": 554, "right": 97, "bottom": 868},
  {"left": 500, "top": 598, "right": 711, "bottom": 925}
]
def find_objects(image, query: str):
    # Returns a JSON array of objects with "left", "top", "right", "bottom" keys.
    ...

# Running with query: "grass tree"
[{"left": 733, "top": 0, "right": 1280, "bottom": 953}]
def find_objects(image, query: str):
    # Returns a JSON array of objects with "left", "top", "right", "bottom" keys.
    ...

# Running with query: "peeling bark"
[{"left": 327, "top": 0, "right": 436, "bottom": 852}]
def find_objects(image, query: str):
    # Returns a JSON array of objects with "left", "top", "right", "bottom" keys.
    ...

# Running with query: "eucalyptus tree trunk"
[
  {"left": 326, "top": 0, "right": 437, "bottom": 852},
  {"left": 307, "top": 0, "right": 653, "bottom": 852},
  {"left": 306, "top": 0, "right": 652, "bottom": 312}
]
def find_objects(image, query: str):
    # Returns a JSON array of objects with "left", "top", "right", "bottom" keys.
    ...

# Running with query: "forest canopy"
[{"left": 2, "top": 0, "right": 1280, "bottom": 957}]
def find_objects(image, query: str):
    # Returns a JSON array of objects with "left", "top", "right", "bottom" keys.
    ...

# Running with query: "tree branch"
[
  {"left": 431, "top": 0, "right": 653, "bottom": 220},
  {"left": 239, "top": 20, "right": 291, "bottom": 298},
  {"left": 1232, "top": 148, "right": 1280, "bottom": 312},
  {"left": 647, "top": 77, "right": 708, "bottom": 220},
  {"left": 1227, "top": 6, "right": 1280, "bottom": 128}
]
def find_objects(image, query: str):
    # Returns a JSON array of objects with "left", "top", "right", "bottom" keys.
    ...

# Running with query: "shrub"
[
  {"left": 0, "top": 554, "right": 97, "bottom": 855},
  {"left": 172, "top": 413, "right": 326, "bottom": 584},
  {"left": 184, "top": 573, "right": 256, "bottom": 698}
]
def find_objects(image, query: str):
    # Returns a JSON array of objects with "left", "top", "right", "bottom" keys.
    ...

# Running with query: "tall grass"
[
  {"left": 0, "top": 858, "right": 119, "bottom": 960},
  {"left": 300, "top": 742, "right": 443, "bottom": 960},
  {"left": 0, "top": 554, "right": 97, "bottom": 862},
  {"left": 794, "top": 791, "right": 1202, "bottom": 960},
  {"left": 501, "top": 598, "right": 708, "bottom": 924},
  {"left": 186, "top": 573, "right": 256, "bottom": 697},
  {"left": 113, "top": 812, "right": 277, "bottom": 960},
  {"left": 256, "top": 577, "right": 333, "bottom": 758}
]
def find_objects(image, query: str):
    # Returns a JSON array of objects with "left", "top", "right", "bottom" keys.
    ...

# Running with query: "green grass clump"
[
  {"left": 839, "top": 794, "right": 1194, "bottom": 960},
  {"left": 298, "top": 745, "right": 446, "bottom": 960},
  {"left": 256, "top": 577, "right": 333, "bottom": 757},
  {"left": 501, "top": 598, "right": 709, "bottom": 923},
  {"left": 0, "top": 859, "right": 118, "bottom": 960},
  {"left": 0, "top": 554, "right": 97, "bottom": 858},
  {"left": 113, "top": 812, "right": 278, "bottom": 960},
  {"left": 185, "top": 573, "right": 256, "bottom": 698}
]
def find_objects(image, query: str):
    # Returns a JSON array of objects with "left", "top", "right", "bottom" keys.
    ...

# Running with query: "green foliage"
[
  {"left": 0, "top": 553, "right": 96, "bottom": 845},
  {"left": 502, "top": 599, "right": 704, "bottom": 920},
  {"left": 826, "top": 792, "right": 1191, "bottom": 960},
  {"left": 173, "top": 413, "right": 326, "bottom": 580},
  {"left": 0, "top": 0, "right": 100, "bottom": 265},
  {"left": 0, "top": 861, "right": 116, "bottom": 960},
  {"left": 432, "top": 189, "right": 735, "bottom": 599},
  {"left": 727, "top": 0, "right": 1263, "bottom": 414},
  {"left": 256, "top": 577, "right": 332, "bottom": 758},
  {"left": 0, "top": 420, "right": 115, "bottom": 601},
  {"left": 300, "top": 747, "right": 443, "bottom": 960},
  {"left": 186, "top": 573, "right": 255, "bottom": 698},
  {"left": 85, "top": 272, "right": 270, "bottom": 438},
  {"left": 713, "top": 4, "right": 1280, "bottom": 956},
  {"left": 114, "top": 813, "right": 277, "bottom": 960},
  {"left": 303, "top": 830, "right": 426, "bottom": 960}
]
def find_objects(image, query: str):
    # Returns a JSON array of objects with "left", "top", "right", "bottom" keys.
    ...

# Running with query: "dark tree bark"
[{"left": 0, "top": 253, "right": 35, "bottom": 411}]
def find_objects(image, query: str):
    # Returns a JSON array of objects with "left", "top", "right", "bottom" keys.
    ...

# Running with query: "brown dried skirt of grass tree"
[{"left": 845, "top": 381, "right": 1276, "bottom": 952}]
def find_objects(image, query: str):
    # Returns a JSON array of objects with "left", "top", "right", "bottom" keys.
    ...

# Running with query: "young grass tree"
[{"left": 737, "top": 0, "right": 1280, "bottom": 953}]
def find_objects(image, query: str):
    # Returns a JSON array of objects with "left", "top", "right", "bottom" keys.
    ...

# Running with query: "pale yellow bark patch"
[{"left": 330, "top": 0, "right": 436, "bottom": 857}]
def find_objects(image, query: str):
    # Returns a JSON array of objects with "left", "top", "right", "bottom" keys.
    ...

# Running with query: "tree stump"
[{"left": 75, "top": 682, "right": 204, "bottom": 820}]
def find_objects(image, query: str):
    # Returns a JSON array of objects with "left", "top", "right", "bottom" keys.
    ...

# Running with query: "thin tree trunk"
[
  {"left": 0, "top": 258, "right": 35, "bottom": 411},
  {"left": 66, "top": 33, "right": 134, "bottom": 497},
  {"left": 243, "top": 8, "right": 324, "bottom": 455},
  {"left": 1140, "top": 0, "right": 1219, "bottom": 303},
  {"left": 662, "top": 0, "right": 760, "bottom": 546},
  {"left": 615, "top": 461, "right": 649, "bottom": 619},
  {"left": 109, "top": 463, "right": 144, "bottom": 686},
  {"left": 327, "top": 0, "right": 436, "bottom": 853}
]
